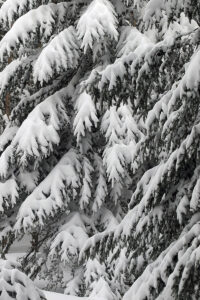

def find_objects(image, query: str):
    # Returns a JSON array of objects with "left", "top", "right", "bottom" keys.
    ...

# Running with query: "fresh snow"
[
  {"left": 0, "top": 3, "right": 68, "bottom": 58},
  {"left": 44, "top": 291, "right": 87, "bottom": 300},
  {"left": 0, "top": 0, "right": 200, "bottom": 299},
  {"left": 33, "top": 26, "right": 80, "bottom": 84},
  {"left": 77, "top": 0, "right": 118, "bottom": 52}
]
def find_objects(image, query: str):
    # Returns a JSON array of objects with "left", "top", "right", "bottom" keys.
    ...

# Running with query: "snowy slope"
[{"left": 44, "top": 291, "right": 87, "bottom": 300}]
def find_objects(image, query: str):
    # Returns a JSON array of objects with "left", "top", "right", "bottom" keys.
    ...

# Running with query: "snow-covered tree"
[
  {"left": 0, "top": 0, "right": 133, "bottom": 297},
  {"left": 0, "top": 0, "right": 200, "bottom": 299},
  {"left": 85, "top": 1, "right": 200, "bottom": 300},
  {"left": 0, "top": 259, "right": 46, "bottom": 299}
]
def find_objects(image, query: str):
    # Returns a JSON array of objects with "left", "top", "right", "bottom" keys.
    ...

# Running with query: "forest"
[{"left": 0, "top": 0, "right": 200, "bottom": 299}]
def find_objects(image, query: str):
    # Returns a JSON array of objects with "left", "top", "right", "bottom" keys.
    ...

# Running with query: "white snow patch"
[{"left": 44, "top": 291, "right": 87, "bottom": 300}]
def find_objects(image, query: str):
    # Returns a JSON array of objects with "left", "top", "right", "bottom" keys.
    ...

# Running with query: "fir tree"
[
  {"left": 0, "top": 0, "right": 199, "bottom": 299},
  {"left": 85, "top": 1, "right": 200, "bottom": 299},
  {"left": 0, "top": 259, "right": 46, "bottom": 299}
]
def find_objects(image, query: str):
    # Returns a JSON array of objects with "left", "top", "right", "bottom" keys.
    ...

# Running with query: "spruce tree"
[
  {"left": 85, "top": 1, "right": 200, "bottom": 299},
  {"left": 0, "top": 259, "right": 46, "bottom": 299},
  {"left": 0, "top": 0, "right": 199, "bottom": 299}
]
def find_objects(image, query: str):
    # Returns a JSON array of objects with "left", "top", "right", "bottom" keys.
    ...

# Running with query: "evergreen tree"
[
  {"left": 85, "top": 1, "right": 200, "bottom": 299},
  {"left": 0, "top": 0, "right": 199, "bottom": 299},
  {"left": 0, "top": 259, "right": 46, "bottom": 299}
]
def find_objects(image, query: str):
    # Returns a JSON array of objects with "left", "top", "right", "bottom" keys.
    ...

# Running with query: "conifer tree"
[
  {"left": 84, "top": 1, "right": 200, "bottom": 299},
  {"left": 0, "top": 259, "right": 46, "bottom": 299},
  {"left": 0, "top": 0, "right": 199, "bottom": 299}
]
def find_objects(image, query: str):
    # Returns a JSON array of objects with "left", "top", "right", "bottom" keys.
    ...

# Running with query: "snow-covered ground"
[{"left": 44, "top": 291, "right": 87, "bottom": 300}]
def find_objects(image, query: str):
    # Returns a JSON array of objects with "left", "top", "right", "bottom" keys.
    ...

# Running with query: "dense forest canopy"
[{"left": 0, "top": 0, "right": 199, "bottom": 299}]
